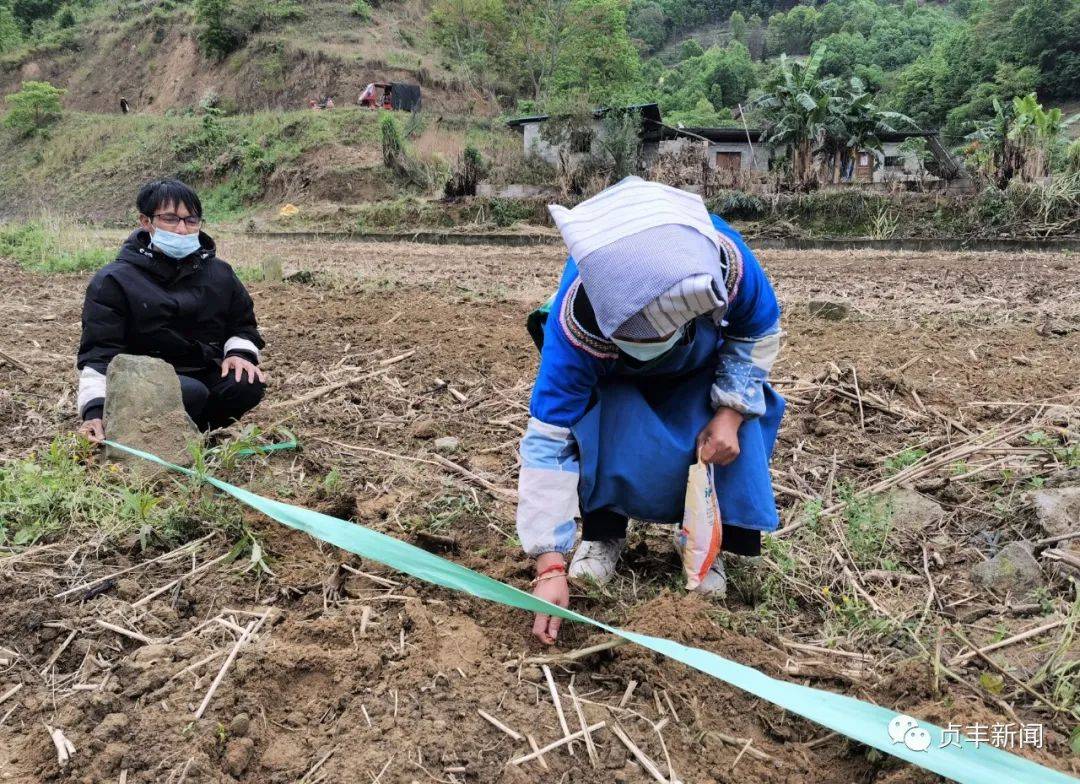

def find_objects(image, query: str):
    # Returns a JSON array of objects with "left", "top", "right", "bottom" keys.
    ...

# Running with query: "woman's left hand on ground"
[
  {"left": 221, "top": 355, "right": 266, "bottom": 384},
  {"left": 696, "top": 407, "right": 744, "bottom": 465}
]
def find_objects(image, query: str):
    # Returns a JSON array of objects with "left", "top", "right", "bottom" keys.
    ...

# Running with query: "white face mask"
[{"left": 611, "top": 326, "right": 684, "bottom": 362}]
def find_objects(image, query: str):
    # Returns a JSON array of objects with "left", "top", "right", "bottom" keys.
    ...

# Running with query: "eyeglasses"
[{"left": 153, "top": 213, "right": 202, "bottom": 228}]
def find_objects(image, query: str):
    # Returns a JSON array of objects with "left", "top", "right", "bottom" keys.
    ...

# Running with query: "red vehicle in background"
[{"left": 358, "top": 82, "right": 422, "bottom": 112}]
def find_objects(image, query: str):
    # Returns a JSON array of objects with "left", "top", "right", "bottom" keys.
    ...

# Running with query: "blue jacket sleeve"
[{"left": 710, "top": 217, "right": 782, "bottom": 418}]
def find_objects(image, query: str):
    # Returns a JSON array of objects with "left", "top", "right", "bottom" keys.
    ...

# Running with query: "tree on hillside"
[
  {"left": 3, "top": 80, "right": 65, "bottom": 137},
  {"left": 195, "top": 0, "right": 239, "bottom": 59},
  {"left": 544, "top": 0, "right": 642, "bottom": 104},
  {"left": 658, "top": 41, "right": 756, "bottom": 123},
  {"left": 0, "top": 2, "right": 22, "bottom": 53},
  {"left": 729, "top": 10, "right": 746, "bottom": 43},
  {"left": 765, "top": 4, "right": 816, "bottom": 55},
  {"left": 627, "top": 0, "right": 667, "bottom": 52},
  {"left": 434, "top": 0, "right": 640, "bottom": 105}
]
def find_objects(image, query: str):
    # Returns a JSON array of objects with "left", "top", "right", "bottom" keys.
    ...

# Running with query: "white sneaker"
[
  {"left": 692, "top": 557, "right": 727, "bottom": 597},
  {"left": 568, "top": 538, "right": 626, "bottom": 585}
]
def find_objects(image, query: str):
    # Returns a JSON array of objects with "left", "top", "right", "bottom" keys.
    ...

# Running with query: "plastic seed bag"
[{"left": 678, "top": 454, "right": 722, "bottom": 590}]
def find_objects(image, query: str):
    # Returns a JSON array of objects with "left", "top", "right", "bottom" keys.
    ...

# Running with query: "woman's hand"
[
  {"left": 221, "top": 355, "right": 266, "bottom": 384},
  {"left": 531, "top": 552, "right": 569, "bottom": 645},
  {"left": 696, "top": 407, "right": 744, "bottom": 465},
  {"left": 78, "top": 418, "right": 105, "bottom": 444}
]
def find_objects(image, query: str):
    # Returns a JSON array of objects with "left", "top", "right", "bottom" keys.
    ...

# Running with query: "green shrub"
[
  {"left": 444, "top": 144, "right": 487, "bottom": 197},
  {"left": 489, "top": 198, "right": 534, "bottom": 227},
  {"left": 708, "top": 190, "right": 768, "bottom": 220},
  {"left": 380, "top": 112, "right": 404, "bottom": 166},
  {"left": 3, "top": 81, "right": 65, "bottom": 138},
  {"left": 195, "top": 0, "right": 238, "bottom": 59},
  {"left": 351, "top": 0, "right": 371, "bottom": 20},
  {"left": 196, "top": 0, "right": 304, "bottom": 59}
]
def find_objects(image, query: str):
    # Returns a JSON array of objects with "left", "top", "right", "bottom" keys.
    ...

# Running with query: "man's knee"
[
  {"left": 178, "top": 375, "right": 211, "bottom": 416},
  {"left": 218, "top": 375, "right": 266, "bottom": 409}
]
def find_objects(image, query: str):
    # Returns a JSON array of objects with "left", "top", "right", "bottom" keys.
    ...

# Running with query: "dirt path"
[{"left": 0, "top": 240, "right": 1078, "bottom": 783}]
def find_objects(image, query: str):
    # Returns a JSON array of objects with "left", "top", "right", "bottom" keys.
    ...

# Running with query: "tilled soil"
[{"left": 1, "top": 238, "right": 1078, "bottom": 783}]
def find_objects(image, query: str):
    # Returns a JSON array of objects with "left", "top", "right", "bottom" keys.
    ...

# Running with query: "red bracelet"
[{"left": 536, "top": 563, "right": 566, "bottom": 579}]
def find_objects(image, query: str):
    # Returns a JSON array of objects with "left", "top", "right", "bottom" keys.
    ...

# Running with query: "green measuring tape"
[{"left": 103, "top": 439, "right": 1077, "bottom": 784}]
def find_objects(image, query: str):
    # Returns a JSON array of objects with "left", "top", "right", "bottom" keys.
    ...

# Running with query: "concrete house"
[
  {"left": 506, "top": 104, "right": 665, "bottom": 168},
  {"left": 506, "top": 105, "right": 959, "bottom": 189}
]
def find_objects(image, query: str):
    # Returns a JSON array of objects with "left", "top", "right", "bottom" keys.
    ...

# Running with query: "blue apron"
[{"left": 571, "top": 317, "right": 784, "bottom": 531}]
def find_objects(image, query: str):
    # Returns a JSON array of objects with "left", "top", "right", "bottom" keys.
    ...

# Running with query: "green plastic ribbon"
[{"left": 103, "top": 439, "right": 1077, "bottom": 784}]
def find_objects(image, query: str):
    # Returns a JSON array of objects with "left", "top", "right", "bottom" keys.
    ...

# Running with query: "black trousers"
[
  {"left": 581, "top": 508, "right": 762, "bottom": 557},
  {"left": 178, "top": 367, "right": 265, "bottom": 431}
]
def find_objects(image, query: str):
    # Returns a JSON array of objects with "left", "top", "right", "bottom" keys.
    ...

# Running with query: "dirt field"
[{"left": 1, "top": 237, "right": 1079, "bottom": 783}]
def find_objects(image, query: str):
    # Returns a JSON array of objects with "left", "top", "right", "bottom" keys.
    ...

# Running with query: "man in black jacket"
[{"left": 77, "top": 179, "right": 266, "bottom": 442}]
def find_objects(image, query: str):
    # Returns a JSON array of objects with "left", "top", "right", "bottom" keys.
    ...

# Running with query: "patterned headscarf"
[{"left": 548, "top": 177, "right": 727, "bottom": 340}]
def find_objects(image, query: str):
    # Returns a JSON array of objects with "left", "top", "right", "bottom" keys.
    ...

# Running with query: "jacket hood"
[{"left": 118, "top": 228, "right": 217, "bottom": 271}]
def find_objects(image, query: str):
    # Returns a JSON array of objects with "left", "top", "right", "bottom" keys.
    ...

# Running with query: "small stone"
[
  {"left": 225, "top": 737, "right": 255, "bottom": 777},
  {"left": 972, "top": 542, "right": 1044, "bottom": 593},
  {"left": 1031, "top": 487, "right": 1080, "bottom": 539},
  {"left": 115, "top": 578, "right": 140, "bottom": 600},
  {"left": 229, "top": 712, "right": 251, "bottom": 737},
  {"left": 104, "top": 354, "right": 200, "bottom": 468},
  {"left": 433, "top": 436, "right": 460, "bottom": 454},
  {"left": 130, "top": 644, "right": 173, "bottom": 667},
  {"left": 807, "top": 300, "right": 849, "bottom": 321},
  {"left": 887, "top": 489, "right": 945, "bottom": 533}
]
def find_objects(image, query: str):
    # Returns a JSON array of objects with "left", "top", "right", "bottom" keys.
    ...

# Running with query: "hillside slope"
[{"left": 0, "top": 0, "right": 494, "bottom": 116}]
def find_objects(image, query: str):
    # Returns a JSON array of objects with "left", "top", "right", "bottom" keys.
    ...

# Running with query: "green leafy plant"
[
  {"left": 885, "top": 447, "right": 927, "bottom": 475},
  {"left": 3, "top": 81, "right": 65, "bottom": 137},
  {"left": 840, "top": 484, "right": 894, "bottom": 570},
  {"left": 351, "top": 0, "right": 372, "bottom": 20}
]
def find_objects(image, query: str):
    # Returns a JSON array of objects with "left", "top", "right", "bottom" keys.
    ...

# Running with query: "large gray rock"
[
  {"left": 1031, "top": 486, "right": 1080, "bottom": 539},
  {"left": 887, "top": 489, "right": 945, "bottom": 533},
  {"left": 971, "top": 542, "right": 1044, "bottom": 593},
  {"left": 104, "top": 354, "right": 199, "bottom": 467}
]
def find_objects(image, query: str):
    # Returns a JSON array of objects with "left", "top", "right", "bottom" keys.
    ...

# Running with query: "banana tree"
[
  {"left": 966, "top": 93, "right": 1077, "bottom": 186},
  {"left": 819, "top": 78, "right": 915, "bottom": 184},
  {"left": 754, "top": 47, "right": 837, "bottom": 187}
]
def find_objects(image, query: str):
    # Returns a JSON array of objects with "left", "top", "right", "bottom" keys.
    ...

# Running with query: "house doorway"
[
  {"left": 714, "top": 151, "right": 742, "bottom": 186},
  {"left": 855, "top": 151, "right": 874, "bottom": 182}
]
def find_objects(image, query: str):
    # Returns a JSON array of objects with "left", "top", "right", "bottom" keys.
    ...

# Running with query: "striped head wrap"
[{"left": 548, "top": 177, "right": 728, "bottom": 340}]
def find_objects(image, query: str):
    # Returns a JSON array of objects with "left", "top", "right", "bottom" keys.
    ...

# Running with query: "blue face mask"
[
  {"left": 611, "top": 326, "right": 684, "bottom": 362},
  {"left": 151, "top": 228, "right": 202, "bottom": 260}
]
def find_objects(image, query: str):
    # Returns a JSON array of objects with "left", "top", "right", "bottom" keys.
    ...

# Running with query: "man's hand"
[
  {"left": 78, "top": 418, "right": 105, "bottom": 444},
  {"left": 531, "top": 551, "right": 569, "bottom": 645},
  {"left": 221, "top": 355, "right": 266, "bottom": 384},
  {"left": 696, "top": 407, "right": 744, "bottom": 465}
]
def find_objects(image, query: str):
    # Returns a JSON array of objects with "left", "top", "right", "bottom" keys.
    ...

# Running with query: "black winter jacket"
[{"left": 76, "top": 229, "right": 264, "bottom": 420}]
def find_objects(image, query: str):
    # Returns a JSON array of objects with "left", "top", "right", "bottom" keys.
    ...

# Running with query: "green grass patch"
[
  {"left": 840, "top": 485, "right": 896, "bottom": 571},
  {"left": 0, "top": 437, "right": 235, "bottom": 547},
  {"left": 0, "top": 218, "right": 112, "bottom": 273},
  {"left": 885, "top": 447, "right": 928, "bottom": 475}
]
